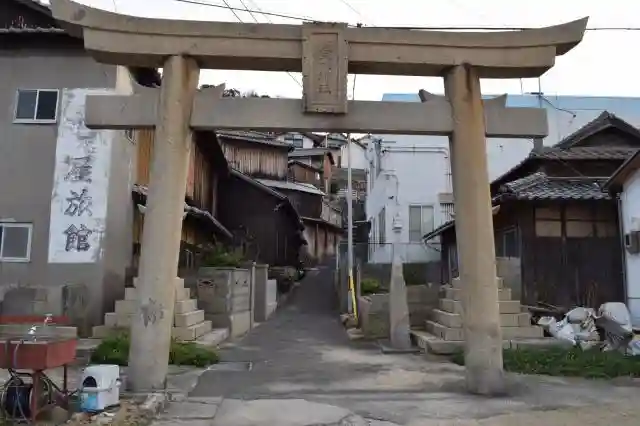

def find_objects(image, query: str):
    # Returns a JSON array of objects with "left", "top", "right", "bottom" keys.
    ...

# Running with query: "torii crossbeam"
[{"left": 50, "top": 0, "right": 587, "bottom": 395}]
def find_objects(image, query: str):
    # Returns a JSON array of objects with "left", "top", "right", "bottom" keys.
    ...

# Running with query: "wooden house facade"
[
  {"left": 425, "top": 112, "right": 640, "bottom": 309},
  {"left": 131, "top": 130, "right": 232, "bottom": 272}
]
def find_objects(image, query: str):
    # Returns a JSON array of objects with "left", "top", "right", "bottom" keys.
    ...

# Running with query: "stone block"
[
  {"left": 232, "top": 294, "right": 251, "bottom": 313},
  {"left": 104, "top": 312, "right": 119, "bottom": 327},
  {"left": 115, "top": 313, "right": 133, "bottom": 328},
  {"left": 172, "top": 320, "right": 212, "bottom": 341},
  {"left": 503, "top": 326, "right": 544, "bottom": 339},
  {"left": 134, "top": 277, "right": 184, "bottom": 289},
  {"left": 255, "top": 275, "right": 277, "bottom": 322},
  {"left": 228, "top": 311, "right": 252, "bottom": 338},
  {"left": 125, "top": 286, "right": 190, "bottom": 301},
  {"left": 433, "top": 309, "right": 531, "bottom": 328},
  {"left": 426, "top": 320, "right": 544, "bottom": 341},
  {"left": 411, "top": 330, "right": 558, "bottom": 355},
  {"left": 451, "top": 277, "right": 503, "bottom": 289},
  {"left": 206, "top": 312, "right": 250, "bottom": 338},
  {"left": 115, "top": 300, "right": 135, "bottom": 316},
  {"left": 426, "top": 320, "right": 463, "bottom": 341},
  {"left": 439, "top": 298, "right": 521, "bottom": 315},
  {"left": 174, "top": 310, "right": 205, "bottom": 328},
  {"left": 175, "top": 299, "right": 197, "bottom": 314},
  {"left": 444, "top": 287, "right": 512, "bottom": 302}
]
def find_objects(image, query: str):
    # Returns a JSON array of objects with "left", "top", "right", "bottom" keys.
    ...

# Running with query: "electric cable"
[{"left": 171, "top": 0, "right": 640, "bottom": 31}]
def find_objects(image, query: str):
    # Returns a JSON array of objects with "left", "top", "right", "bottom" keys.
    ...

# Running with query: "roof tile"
[{"left": 500, "top": 172, "right": 610, "bottom": 201}]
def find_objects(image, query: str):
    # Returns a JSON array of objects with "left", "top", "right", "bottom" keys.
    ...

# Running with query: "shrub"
[
  {"left": 91, "top": 332, "right": 219, "bottom": 368},
  {"left": 451, "top": 347, "right": 640, "bottom": 379},
  {"left": 360, "top": 277, "right": 383, "bottom": 295},
  {"left": 201, "top": 245, "right": 245, "bottom": 268}
]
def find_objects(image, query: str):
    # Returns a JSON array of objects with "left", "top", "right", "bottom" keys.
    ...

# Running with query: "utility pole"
[{"left": 346, "top": 134, "right": 357, "bottom": 319}]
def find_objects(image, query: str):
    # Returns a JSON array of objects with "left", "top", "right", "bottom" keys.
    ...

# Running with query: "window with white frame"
[
  {"left": 14, "top": 89, "right": 59, "bottom": 123},
  {"left": 409, "top": 205, "right": 434, "bottom": 242},
  {"left": 0, "top": 223, "right": 33, "bottom": 262}
]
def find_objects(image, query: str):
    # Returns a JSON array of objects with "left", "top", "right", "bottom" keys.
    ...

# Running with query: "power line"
[
  {"left": 173, "top": 0, "right": 314, "bottom": 21},
  {"left": 210, "top": 0, "right": 303, "bottom": 88},
  {"left": 237, "top": 0, "right": 259, "bottom": 23},
  {"left": 335, "top": 0, "right": 374, "bottom": 26},
  {"left": 220, "top": 0, "right": 242, "bottom": 21},
  {"left": 172, "top": 0, "right": 640, "bottom": 32}
]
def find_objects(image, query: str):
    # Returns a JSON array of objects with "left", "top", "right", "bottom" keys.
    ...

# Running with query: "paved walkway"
[{"left": 154, "top": 267, "right": 640, "bottom": 425}]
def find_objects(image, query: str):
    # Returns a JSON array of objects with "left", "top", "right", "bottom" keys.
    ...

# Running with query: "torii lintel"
[{"left": 84, "top": 84, "right": 548, "bottom": 138}]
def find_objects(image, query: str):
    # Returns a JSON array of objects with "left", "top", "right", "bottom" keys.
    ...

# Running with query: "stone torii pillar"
[
  {"left": 128, "top": 56, "right": 200, "bottom": 391},
  {"left": 49, "top": 0, "right": 587, "bottom": 395},
  {"left": 445, "top": 66, "right": 505, "bottom": 393}
]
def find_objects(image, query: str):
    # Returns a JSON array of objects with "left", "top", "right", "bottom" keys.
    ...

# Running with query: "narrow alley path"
[
  {"left": 190, "top": 263, "right": 379, "bottom": 399},
  {"left": 164, "top": 266, "right": 640, "bottom": 425}
]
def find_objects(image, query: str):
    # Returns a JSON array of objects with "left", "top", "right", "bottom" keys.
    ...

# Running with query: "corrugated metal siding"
[{"left": 221, "top": 141, "right": 287, "bottom": 179}]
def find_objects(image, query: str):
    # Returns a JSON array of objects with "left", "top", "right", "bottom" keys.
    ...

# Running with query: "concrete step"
[
  {"left": 444, "top": 287, "right": 512, "bottom": 302},
  {"left": 194, "top": 328, "right": 229, "bottom": 347},
  {"left": 0, "top": 324, "right": 78, "bottom": 339},
  {"left": 114, "top": 298, "right": 198, "bottom": 316},
  {"left": 411, "top": 330, "right": 562, "bottom": 355},
  {"left": 125, "top": 286, "right": 191, "bottom": 302},
  {"left": 426, "top": 320, "right": 544, "bottom": 341},
  {"left": 174, "top": 310, "right": 205, "bottom": 328},
  {"left": 133, "top": 277, "right": 184, "bottom": 289},
  {"left": 172, "top": 320, "right": 212, "bottom": 341},
  {"left": 175, "top": 299, "right": 198, "bottom": 314},
  {"left": 432, "top": 309, "right": 531, "bottom": 329},
  {"left": 451, "top": 277, "right": 504, "bottom": 289},
  {"left": 439, "top": 298, "right": 521, "bottom": 315}
]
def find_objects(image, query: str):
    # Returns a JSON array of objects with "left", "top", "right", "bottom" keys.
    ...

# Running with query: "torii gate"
[{"left": 51, "top": 0, "right": 587, "bottom": 395}]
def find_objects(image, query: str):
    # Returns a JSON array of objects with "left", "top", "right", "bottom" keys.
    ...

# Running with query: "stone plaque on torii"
[{"left": 51, "top": 0, "right": 587, "bottom": 394}]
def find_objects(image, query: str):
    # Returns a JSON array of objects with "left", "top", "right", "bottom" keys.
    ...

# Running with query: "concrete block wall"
[
  {"left": 196, "top": 267, "right": 253, "bottom": 339},
  {"left": 358, "top": 284, "right": 440, "bottom": 339},
  {"left": 253, "top": 264, "right": 277, "bottom": 322}
]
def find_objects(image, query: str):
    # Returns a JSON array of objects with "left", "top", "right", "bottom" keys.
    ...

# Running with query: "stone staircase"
[
  {"left": 93, "top": 277, "right": 213, "bottom": 341},
  {"left": 418, "top": 277, "right": 545, "bottom": 354}
]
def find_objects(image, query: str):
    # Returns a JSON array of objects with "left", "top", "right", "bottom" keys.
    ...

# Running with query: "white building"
[
  {"left": 603, "top": 153, "right": 640, "bottom": 327},
  {"left": 366, "top": 93, "right": 640, "bottom": 264}
]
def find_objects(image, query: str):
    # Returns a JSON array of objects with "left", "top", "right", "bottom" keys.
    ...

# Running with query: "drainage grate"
[{"left": 205, "top": 361, "right": 253, "bottom": 372}]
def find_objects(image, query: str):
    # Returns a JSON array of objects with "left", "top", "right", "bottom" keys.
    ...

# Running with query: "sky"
[{"left": 69, "top": 0, "right": 640, "bottom": 101}]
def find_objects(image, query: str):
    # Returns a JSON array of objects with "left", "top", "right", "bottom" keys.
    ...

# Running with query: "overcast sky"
[{"left": 73, "top": 0, "right": 639, "bottom": 100}]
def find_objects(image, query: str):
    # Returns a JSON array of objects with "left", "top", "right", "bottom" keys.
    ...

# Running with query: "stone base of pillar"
[
  {"left": 425, "top": 277, "right": 543, "bottom": 342},
  {"left": 92, "top": 278, "right": 217, "bottom": 342}
]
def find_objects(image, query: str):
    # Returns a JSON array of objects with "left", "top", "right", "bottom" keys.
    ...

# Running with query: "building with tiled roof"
[{"left": 424, "top": 111, "right": 640, "bottom": 310}]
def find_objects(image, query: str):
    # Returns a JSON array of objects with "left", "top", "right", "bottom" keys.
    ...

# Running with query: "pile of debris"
[{"left": 537, "top": 302, "right": 640, "bottom": 355}]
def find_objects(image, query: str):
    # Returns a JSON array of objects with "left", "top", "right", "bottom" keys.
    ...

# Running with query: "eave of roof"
[
  {"left": 498, "top": 172, "right": 611, "bottom": 201},
  {"left": 216, "top": 131, "right": 292, "bottom": 150},
  {"left": 603, "top": 149, "right": 640, "bottom": 194},
  {"left": 132, "top": 184, "right": 233, "bottom": 240},
  {"left": 257, "top": 178, "right": 326, "bottom": 196},
  {"left": 288, "top": 159, "right": 323, "bottom": 173},
  {"left": 422, "top": 206, "right": 501, "bottom": 241},
  {"left": 554, "top": 111, "right": 640, "bottom": 149}
]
